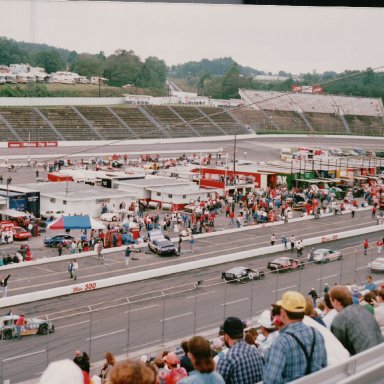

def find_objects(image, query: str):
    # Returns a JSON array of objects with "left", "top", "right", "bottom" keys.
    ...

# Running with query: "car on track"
[
  {"left": 41, "top": 210, "right": 65, "bottom": 220},
  {"left": 11, "top": 226, "right": 32, "bottom": 240},
  {"left": 0, "top": 314, "right": 54, "bottom": 339},
  {"left": 100, "top": 211, "right": 120, "bottom": 222},
  {"left": 308, "top": 248, "right": 342, "bottom": 263},
  {"left": 44, "top": 234, "right": 74, "bottom": 247},
  {"left": 368, "top": 257, "right": 384, "bottom": 272},
  {"left": 221, "top": 266, "right": 265, "bottom": 282},
  {"left": 292, "top": 201, "right": 307, "bottom": 211},
  {"left": 267, "top": 257, "right": 304, "bottom": 272},
  {"left": 147, "top": 229, "right": 177, "bottom": 256}
]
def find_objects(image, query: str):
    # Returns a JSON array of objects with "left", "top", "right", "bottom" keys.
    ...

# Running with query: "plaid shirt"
[
  {"left": 263, "top": 322, "right": 327, "bottom": 384},
  {"left": 216, "top": 339, "right": 263, "bottom": 384}
]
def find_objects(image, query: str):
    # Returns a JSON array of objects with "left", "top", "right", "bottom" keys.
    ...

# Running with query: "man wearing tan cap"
[{"left": 263, "top": 291, "right": 327, "bottom": 384}]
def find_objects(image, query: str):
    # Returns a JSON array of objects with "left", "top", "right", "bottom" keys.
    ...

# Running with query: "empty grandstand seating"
[
  {"left": 75, "top": 106, "right": 131, "bottom": 140},
  {"left": 146, "top": 105, "right": 194, "bottom": 138},
  {"left": 171, "top": 106, "right": 224, "bottom": 136},
  {"left": 112, "top": 106, "right": 163, "bottom": 139},
  {"left": 0, "top": 97, "right": 382, "bottom": 142},
  {"left": 0, "top": 107, "right": 59, "bottom": 141},
  {"left": 344, "top": 115, "right": 384, "bottom": 136},
  {"left": 39, "top": 107, "right": 98, "bottom": 141},
  {"left": 198, "top": 106, "right": 247, "bottom": 135}
]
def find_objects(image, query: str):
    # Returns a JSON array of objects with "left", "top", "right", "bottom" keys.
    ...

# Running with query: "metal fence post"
[
  {"left": 249, "top": 279, "right": 255, "bottom": 319},
  {"left": 274, "top": 271, "right": 279, "bottom": 302},
  {"left": 126, "top": 300, "right": 131, "bottom": 357},
  {"left": 161, "top": 292, "right": 166, "bottom": 346},
  {"left": 88, "top": 308, "right": 93, "bottom": 356}
]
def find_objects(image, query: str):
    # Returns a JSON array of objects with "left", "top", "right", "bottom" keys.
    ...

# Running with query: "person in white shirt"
[
  {"left": 322, "top": 292, "right": 338, "bottom": 329},
  {"left": 71, "top": 259, "right": 79, "bottom": 280}
]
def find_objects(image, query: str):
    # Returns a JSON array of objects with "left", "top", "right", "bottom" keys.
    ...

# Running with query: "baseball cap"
[
  {"left": 258, "top": 310, "right": 276, "bottom": 329},
  {"left": 223, "top": 316, "right": 244, "bottom": 338},
  {"left": 163, "top": 352, "right": 179, "bottom": 365},
  {"left": 277, "top": 291, "right": 306, "bottom": 313}
]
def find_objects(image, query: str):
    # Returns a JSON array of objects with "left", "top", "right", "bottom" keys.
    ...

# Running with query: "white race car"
[
  {"left": 308, "top": 248, "right": 342, "bottom": 263},
  {"left": 100, "top": 212, "right": 120, "bottom": 222},
  {"left": 0, "top": 314, "right": 54, "bottom": 339}
]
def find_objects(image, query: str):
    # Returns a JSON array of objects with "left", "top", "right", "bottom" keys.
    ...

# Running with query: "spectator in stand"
[
  {"left": 99, "top": 351, "right": 116, "bottom": 384},
  {"left": 212, "top": 338, "right": 228, "bottom": 367},
  {"left": 304, "top": 297, "right": 326, "bottom": 326},
  {"left": 163, "top": 352, "right": 187, "bottom": 384},
  {"left": 179, "top": 340, "right": 194, "bottom": 374},
  {"left": 108, "top": 359, "right": 157, "bottom": 384},
  {"left": 374, "top": 288, "right": 384, "bottom": 327},
  {"left": 216, "top": 316, "right": 263, "bottom": 384},
  {"left": 178, "top": 336, "right": 225, "bottom": 384},
  {"left": 263, "top": 291, "right": 327, "bottom": 384},
  {"left": 322, "top": 293, "right": 338, "bottom": 330},
  {"left": 39, "top": 359, "right": 83, "bottom": 384},
  {"left": 330, "top": 285, "right": 384, "bottom": 355},
  {"left": 73, "top": 351, "right": 91, "bottom": 384},
  {"left": 364, "top": 275, "right": 377, "bottom": 292},
  {"left": 256, "top": 309, "right": 279, "bottom": 357}
]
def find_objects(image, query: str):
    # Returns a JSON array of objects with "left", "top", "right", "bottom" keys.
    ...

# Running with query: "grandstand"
[
  {"left": 0, "top": 90, "right": 383, "bottom": 142},
  {"left": 239, "top": 89, "right": 384, "bottom": 136}
]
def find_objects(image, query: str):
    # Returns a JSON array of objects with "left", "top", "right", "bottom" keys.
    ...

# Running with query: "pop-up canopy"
[{"left": 47, "top": 215, "right": 106, "bottom": 230}]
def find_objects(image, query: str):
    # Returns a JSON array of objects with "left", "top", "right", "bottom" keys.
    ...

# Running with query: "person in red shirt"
[
  {"left": 363, "top": 239, "right": 369, "bottom": 255},
  {"left": 14, "top": 314, "right": 26, "bottom": 339},
  {"left": 163, "top": 352, "right": 187, "bottom": 384}
]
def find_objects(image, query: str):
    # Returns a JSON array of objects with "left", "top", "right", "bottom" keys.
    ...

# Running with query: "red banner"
[{"left": 8, "top": 141, "right": 58, "bottom": 148}]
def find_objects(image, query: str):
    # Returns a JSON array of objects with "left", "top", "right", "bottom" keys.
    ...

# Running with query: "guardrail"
[
  {"left": 292, "top": 342, "right": 384, "bottom": 384},
  {"left": 1, "top": 222, "right": 383, "bottom": 308}
]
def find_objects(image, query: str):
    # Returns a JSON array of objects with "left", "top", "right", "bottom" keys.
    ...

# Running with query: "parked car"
[
  {"left": 267, "top": 257, "right": 304, "bottom": 272},
  {"left": 100, "top": 212, "right": 120, "bottom": 222},
  {"left": 148, "top": 229, "right": 177, "bottom": 256},
  {"left": 222, "top": 266, "right": 265, "bottom": 282},
  {"left": 308, "top": 248, "right": 342, "bottom": 263},
  {"left": 44, "top": 234, "right": 74, "bottom": 247},
  {"left": 368, "top": 257, "right": 384, "bottom": 272},
  {"left": 0, "top": 314, "right": 54, "bottom": 339},
  {"left": 11, "top": 226, "right": 32, "bottom": 240},
  {"left": 41, "top": 210, "right": 65, "bottom": 220}
]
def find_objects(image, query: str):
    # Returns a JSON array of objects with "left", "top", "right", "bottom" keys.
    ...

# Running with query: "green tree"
[
  {"left": 71, "top": 53, "right": 104, "bottom": 77},
  {"left": 222, "top": 63, "right": 241, "bottom": 99},
  {"left": 34, "top": 49, "right": 65, "bottom": 73},
  {"left": 0, "top": 37, "right": 29, "bottom": 66},
  {"left": 104, "top": 49, "right": 142, "bottom": 87},
  {"left": 137, "top": 56, "right": 167, "bottom": 89}
]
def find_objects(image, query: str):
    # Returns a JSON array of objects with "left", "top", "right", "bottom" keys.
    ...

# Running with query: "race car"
[
  {"left": 44, "top": 234, "right": 74, "bottom": 247},
  {"left": 11, "top": 226, "right": 32, "bottom": 240},
  {"left": 267, "top": 257, "right": 304, "bottom": 272},
  {"left": 147, "top": 229, "right": 177, "bottom": 256},
  {"left": 100, "top": 212, "right": 120, "bottom": 222},
  {"left": 41, "top": 210, "right": 65, "bottom": 220},
  {"left": 368, "top": 258, "right": 384, "bottom": 272},
  {"left": 222, "top": 266, "right": 265, "bottom": 282},
  {"left": 0, "top": 314, "right": 54, "bottom": 339},
  {"left": 308, "top": 248, "right": 342, "bottom": 263}
]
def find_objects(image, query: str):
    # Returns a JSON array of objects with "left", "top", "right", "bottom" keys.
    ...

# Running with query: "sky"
[{"left": 1, "top": 0, "right": 383, "bottom": 74}]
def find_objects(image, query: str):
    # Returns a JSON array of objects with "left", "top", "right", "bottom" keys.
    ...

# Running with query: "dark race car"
[
  {"left": 267, "top": 257, "right": 304, "bottom": 272},
  {"left": 147, "top": 229, "right": 177, "bottom": 256},
  {"left": 222, "top": 266, "right": 265, "bottom": 283},
  {"left": 44, "top": 234, "right": 74, "bottom": 247}
]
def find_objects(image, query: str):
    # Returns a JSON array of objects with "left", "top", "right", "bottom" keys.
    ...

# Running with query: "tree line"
[{"left": 1, "top": 37, "right": 383, "bottom": 101}]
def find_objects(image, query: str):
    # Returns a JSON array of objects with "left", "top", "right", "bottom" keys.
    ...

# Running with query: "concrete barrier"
[{"left": 1, "top": 223, "right": 383, "bottom": 308}]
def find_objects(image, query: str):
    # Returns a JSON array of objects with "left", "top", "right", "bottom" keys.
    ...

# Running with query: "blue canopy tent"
[{"left": 47, "top": 215, "right": 105, "bottom": 230}]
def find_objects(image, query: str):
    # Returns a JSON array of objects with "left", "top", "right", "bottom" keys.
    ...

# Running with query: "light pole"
[
  {"left": 6, "top": 177, "right": 12, "bottom": 209},
  {"left": 233, "top": 125, "right": 237, "bottom": 177}
]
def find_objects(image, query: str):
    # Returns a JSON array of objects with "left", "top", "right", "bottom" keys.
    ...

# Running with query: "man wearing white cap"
[
  {"left": 257, "top": 310, "right": 279, "bottom": 358},
  {"left": 263, "top": 291, "right": 327, "bottom": 384}
]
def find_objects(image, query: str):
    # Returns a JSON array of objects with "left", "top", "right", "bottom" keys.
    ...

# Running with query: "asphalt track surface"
[
  {"left": 0, "top": 135, "right": 383, "bottom": 383},
  {"left": 3, "top": 210, "right": 384, "bottom": 383}
]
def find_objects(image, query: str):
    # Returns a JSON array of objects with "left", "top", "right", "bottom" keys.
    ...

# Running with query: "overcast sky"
[{"left": 0, "top": 1, "right": 383, "bottom": 74}]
